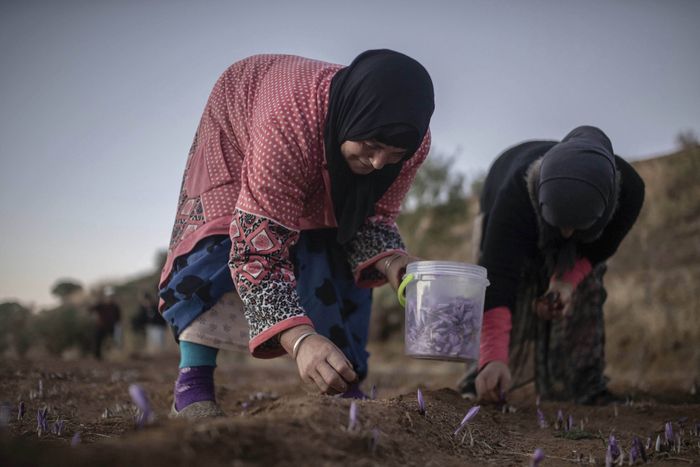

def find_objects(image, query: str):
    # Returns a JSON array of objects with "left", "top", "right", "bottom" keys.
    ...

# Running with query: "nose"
[{"left": 369, "top": 151, "right": 389, "bottom": 170}]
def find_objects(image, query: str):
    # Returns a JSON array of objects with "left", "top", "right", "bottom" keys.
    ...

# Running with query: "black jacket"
[{"left": 479, "top": 141, "right": 645, "bottom": 311}]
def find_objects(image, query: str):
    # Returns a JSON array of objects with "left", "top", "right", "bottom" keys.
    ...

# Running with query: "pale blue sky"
[{"left": 1, "top": 0, "right": 699, "bottom": 307}]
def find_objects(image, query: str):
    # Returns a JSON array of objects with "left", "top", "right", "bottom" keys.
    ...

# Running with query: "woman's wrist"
[
  {"left": 378, "top": 252, "right": 404, "bottom": 276},
  {"left": 279, "top": 324, "right": 315, "bottom": 354}
]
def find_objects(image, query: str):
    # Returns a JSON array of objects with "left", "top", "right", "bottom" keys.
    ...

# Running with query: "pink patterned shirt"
[{"left": 160, "top": 54, "right": 430, "bottom": 357}]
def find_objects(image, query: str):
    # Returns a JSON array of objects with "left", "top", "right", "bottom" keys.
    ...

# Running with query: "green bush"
[
  {"left": 33, "top": 305, "right": 94, "bottom": 356},
  {"left": 0, "top": 302, "right": 34, "bottom": 357}
]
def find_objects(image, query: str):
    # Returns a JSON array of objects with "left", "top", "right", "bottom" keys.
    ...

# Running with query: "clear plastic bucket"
[{"left": 398, "top": 261, "right": 489, "bottom": 362}]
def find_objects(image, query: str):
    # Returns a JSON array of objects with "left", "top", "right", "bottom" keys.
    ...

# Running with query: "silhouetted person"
[{"left": 89, "top": 288, "right": 121, "bottom": 359}]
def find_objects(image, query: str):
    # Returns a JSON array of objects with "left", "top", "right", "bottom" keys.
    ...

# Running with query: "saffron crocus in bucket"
[
  {"left": 128, "top": 384, "right": 152, "bottom": 427},
  {"left": 348, "top": 402, "right": 358, "bottom": 431},
  {"left": 417, "top": 389, "right": 426, "bottom": 415},
  {"left": 453, "top": 405, "right": 480, "bottom": 436}
]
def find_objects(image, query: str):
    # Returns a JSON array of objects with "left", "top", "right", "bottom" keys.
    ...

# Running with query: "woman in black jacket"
[{"left": 459, "top": 126, "right": 645, "bottom": 404}]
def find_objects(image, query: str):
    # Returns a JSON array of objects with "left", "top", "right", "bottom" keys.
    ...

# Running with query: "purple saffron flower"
[
  {"left": 417, "top": 389, "right": 425, "bottom": 415},
  {"left": 608, "top": 434, "right": 620, "bottom": 461},
  {"left": 631, "top": 435, "right": 646, "bottom": 462},
  {"left": 654, "top": 434, "right": 661, "bottom": 452},
  {"left": 555, "top": 409, "right": 564, "bottom": 430},
  {"left": 530, "top": 448, "right": 544, "bottom": 467},
  {"left": 370, "top": 384, "right": 377, "bottom": 400},
  {"left": 369, "top": 427, "right": 380, "bottom": 454},
  {"left": 453, "top": 405, "right": 480, "bottom": 436},
  {"left": 567, "top": 414, "right": 574, "bottom": 432},
  {"left": 604, "top": 448, "right": 613, "bottom": 467},
  {"left": 70, "top": 432, "right": 81, "bottom": 447},
  {"left": 536, "top": 408, "right": 547, "bottom": 429},
  {"left": 18, "top": 401, "right": 25, "bottom": 420},
  {"left": 36, "top": 409, "right": 46, "bottom": 435},
  {"left": 665, "top": 421, "right": 674, "bottom": 444},
  {"left": 128, "top": 384, "right": 152, "bottom": 427},
  {"left": 52, "top": 419, "right": 64, "bottom": 436},
  {"left": 348, "top": 401, "right": 358, "bottom": 431}
]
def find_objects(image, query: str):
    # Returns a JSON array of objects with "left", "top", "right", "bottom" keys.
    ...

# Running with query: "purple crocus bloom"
[
  {"left": 536, "top": 408, "right": 547, "bottom": 429},
  {"left": 631, "top": 435, "right": 646, "bottom": 462},
  {"left": 370, "top": 384, "right": 377, "bottom": 400},
  {"left": 128, "top": 384, "right": 152, "bottom": 426},
  {"left": 348, "top": 401, "right": 358, "bottom": 431},
  {"left": 52, "top": 419, "right": 65, "bottom": 436},
  {"left": 70, "top": 432, "right": 81, "bottom": 447},
  {"left": 531, "top": 448, "right": 544, "bottom": 467},
  {"left": 608, "top": 434, "right": 620, "bottom": 460},
  {"left": 555, "top": 409, "right": 564, "bottom": 430},
  {"left": 654, "top": 434, "right": 661, "bottom": 452},
  {"left": 417, "top": 389, "right": 425, "bottom": 415},
  {"left": 453, "top": 405, "right": 480, "bottom": 436},
  {"left": 18, "top": 401, "right": 25, "bottom": 420},
  {"left": 604, "top": 448, "right": 613, "bottom": 467},
  {"left": 664, "top": 421, "right": 674, "bottom": 445},
  {"left": 567, "top": 414, "right": 574, "bottom": 432},
  {"left": 369, "top": 427, "right": 380, "bottom": 454}
]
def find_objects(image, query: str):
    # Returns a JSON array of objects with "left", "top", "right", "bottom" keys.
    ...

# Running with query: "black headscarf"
[
  {"left": 536, "top": 125, "right": 619, "bottom": 274},
  {"left": 324, "top": 49, "right": 434, "bottom": 244}
]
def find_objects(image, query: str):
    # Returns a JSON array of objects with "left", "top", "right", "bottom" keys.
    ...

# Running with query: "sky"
[{"left": 1, "top": 0, "right": 699, "bottom": 308}]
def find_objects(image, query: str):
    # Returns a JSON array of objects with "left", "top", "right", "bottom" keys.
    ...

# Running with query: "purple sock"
[{"left": 174, "top": 366, "right": 216, "bottom": 411}]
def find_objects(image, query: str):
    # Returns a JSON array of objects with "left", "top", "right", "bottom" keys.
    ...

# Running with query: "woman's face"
[{"left": 340, "top": 140, "right": 406, "bottom": 175}]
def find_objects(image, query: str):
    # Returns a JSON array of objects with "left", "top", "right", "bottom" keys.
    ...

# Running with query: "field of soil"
[{"left": 1, "top": 343, "right": 699, "bottom": 467}]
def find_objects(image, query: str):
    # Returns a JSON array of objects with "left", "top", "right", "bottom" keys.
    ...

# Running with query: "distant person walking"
[
  {"left": 458, "top": 126, "right": 645, "bottom": 405},
  {"left": 89, "top": 287, "right": 122, "bottom": 360},
  {"left": 159, "top": 50, "right": 434, "bottom": 418},
  {"left": 131, "top": 292, "right": 167, "bottom": 354}
]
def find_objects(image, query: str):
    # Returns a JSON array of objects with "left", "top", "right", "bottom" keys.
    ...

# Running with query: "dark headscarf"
[
  {"left": 325, "top": 49, "right": 435, "bottom": 244},
  {"left": 536, "top": 125, "right": 618, "bottom": 274}
]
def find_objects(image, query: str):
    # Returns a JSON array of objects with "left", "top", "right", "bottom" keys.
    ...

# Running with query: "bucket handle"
[{"left": 397, "top": 273, "right": 415, "bottom": 307}]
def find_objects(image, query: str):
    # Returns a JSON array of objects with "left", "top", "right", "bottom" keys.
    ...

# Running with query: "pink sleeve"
[
  {"left": 479, "top": 306, "right": 512, "bottom": 370},
  {"left": 551, "top": 257, "right": 593, "bottom": 289}
]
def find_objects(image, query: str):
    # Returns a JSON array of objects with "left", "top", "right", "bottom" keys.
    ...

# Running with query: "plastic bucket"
[{"left": 398, "top": 261, "right": 489, "bottom": 362}]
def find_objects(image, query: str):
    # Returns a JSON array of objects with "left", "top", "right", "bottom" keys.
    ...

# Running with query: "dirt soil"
[{"left": 1, "top": 345, "right": 699, "bottom": 467}]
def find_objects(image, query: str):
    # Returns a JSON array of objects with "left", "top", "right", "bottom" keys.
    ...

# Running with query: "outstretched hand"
[
  {"left": 534, "top": 280, "right": 575, "bottom": 320},
  {"left": 475, "top": 361, "right": 511, "bottom": 403},
  {"left": 280, "top": 325, "right": 357, "bottom": 394}
]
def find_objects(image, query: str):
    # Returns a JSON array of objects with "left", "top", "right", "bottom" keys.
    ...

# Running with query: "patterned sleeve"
[
  {"left": 231, "top": 120, "right": 316, "bottom": 358},
  {"left": 229, "top": 210, "right": 312, "bottom": 358},
  {"left": 344, "top": 131, "right": 431, "bottom": 287}
]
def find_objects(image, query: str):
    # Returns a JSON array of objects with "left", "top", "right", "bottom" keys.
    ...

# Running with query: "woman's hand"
[
  {"left": 475, "top": 361, "right": 511, "bottom": 403},
  {"left": 534, "top": 281, "right": 575, "bottom": 320},
  {"left": 378, "top": 253, "right": 420, "bottom": 291},
  {"left": 280, "top": 325, "right": 357, "bottom": 394}
]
